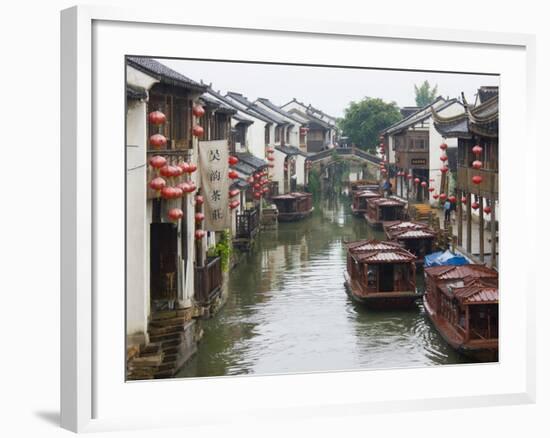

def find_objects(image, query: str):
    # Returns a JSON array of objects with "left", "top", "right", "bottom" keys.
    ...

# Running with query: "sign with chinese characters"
[{"left": 198, "top": 140, "right": 231, "bottom": 231}]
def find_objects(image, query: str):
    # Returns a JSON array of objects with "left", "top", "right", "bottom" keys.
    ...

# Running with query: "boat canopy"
[{"left": 424, "top": 250, "right": 469, "bottom": 267}]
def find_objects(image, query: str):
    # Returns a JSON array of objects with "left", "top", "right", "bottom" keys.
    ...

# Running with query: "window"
[
  {"left": 286, "top": 126, "right": 290, "bottom": 144},
  {"left": 265, "top": 125, "right": 270, "bottom": 145},
  {"left": 275, "top": 126, "right": 281, "bottom": 143}
]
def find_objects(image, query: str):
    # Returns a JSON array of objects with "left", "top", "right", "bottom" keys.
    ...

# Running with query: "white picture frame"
[{"left": 60, "top": 5, "right": 536, "bottom": 433}]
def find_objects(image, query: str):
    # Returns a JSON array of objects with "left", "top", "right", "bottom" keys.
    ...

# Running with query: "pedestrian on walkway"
[
  {"left": 382, "top": 178, "right": 392, "bottom": 197},
  {"left": 444, "top": 198, "right": 452, "bottom": 223}
]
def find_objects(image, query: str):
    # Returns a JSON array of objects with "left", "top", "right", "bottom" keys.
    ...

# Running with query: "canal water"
[{"left": 177, "top": 193, "right": 471, "bottom": 378}]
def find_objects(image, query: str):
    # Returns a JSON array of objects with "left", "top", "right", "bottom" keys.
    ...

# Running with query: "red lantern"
[
  {"left": 472, "top": 202, "right": 479, "bottom": 210},
  {"left": 268, "top": 163, "right": 274, "bottom": 168},
  {"left": 429, "top": 178, "right": 435, "bottom": 182},
  {"left": 176, "top": 182, "right": 190, "bottom": 193},
  {"left": 414, "top": 177, "right": 420, "bottom": 184},
  {"left": 192, "top": 125, "right": 204, "bottom": 138},
  {"left": 187, "top": 181, "right": 197, "bottom": 193},
  {"left": 148, "top": 111, "right": 166, "bottom": 126},
  {"left": 472, "top": 160, "right": 482, "bottom": 170},
  {"left": 161, "top": 186, "right": 181, "bottom": 200},
  {"left": 449, "top": 195, "right": 457, "bottom": 203},
  {"left": 254, "top": 192, "right": 261, "bottom": 199},
  {"left": 262, "top": 187, "right": 269, "bottom": 194},
  {"left": 228, "top": 170, "right": 239, "bottom": 179},
  {"left": 472, "top": 175, "right": 483, "bottom": 185},
  {"left": 421, "top": 181, "right": 427, "bottom": 188},
  {"left": 433, "top": 194, "right": 439, "bottom": 199},
  {"left": 254, "top": 173, "right": 261, "bottom": 180},
  {"left": 247, "top": 176, "right": 254, "bottom": 183},
  {"left": 187, "top": 163, "right": 197, "bottom": 173},
  {"left": 149, "top": 155, "right": 167, "bottom": 169},
  {"left": 149, "top": 177, "right": 166, "bottom": 191},
  {"left": 228, "top": 156, "right": 239, "bottom": 166},
  {"left": 461, "top": 196, "right": 467, "bottom": 204},
  {"left": 440, "top": 143, "right": 448, "bottom": 151},
  {"left": 195, "top": 229, "right": 205, "bottom": 240},
  {"left": 229, "top": 200, "right": 240, "bottom": 209},
  {"left": 440, "top": 155, "right": 448, "bottom": 162},
  {"left": 229, "top": 189, "right": 240, "bottom": 198},
  {"left": 381, "top": 169, "right": 387, "bottom": 174},
  {"left": 192, "top": 104, "right": 205, "bottom": 118},
  {"left": 267, "top": 147, "right": 275, "bottom": 153},
  {"left": 168, "top": 208, "right": 184, "bottom": 222},
  {"left": 472, "top": 145, "right": 483, "bottom": 156},
  {"left": 267, "top": 155, "right": 275, "bottom": 161},
  {"left": 428, "top": 187, "right": 435, "bottom": 192},
  {"left": 195, "top": 195, "right": 204, "bottom": 205},
  {"left": 407, "top": 174, "right": 413, "bottom": 180},
  {"left": 439, "top": 193, "right": 447, "bottom": 201},
  {"left": 195, "top": 212, "right": 205, "bottom": 222},
  {"left": 483, "top": 206, "right": 492, "bottom": 214},
  {"left": 149, "top": 133, "right": 167, "bottom": 149},
  {"left": 440, "top": 166, "right": 449, "bottom": 173},
  {"left": 178, "top": 161, "right": 190, "bottom": 173},
  {"left": 160, "top": 165, "right": 179, "bottom": 178}
]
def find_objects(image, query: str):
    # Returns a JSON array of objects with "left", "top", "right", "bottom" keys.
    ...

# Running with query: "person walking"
[
  {"left": 444, "top": 198, "right": 452, "bottom": 223},
  {"left": 382, "top": 178, "right": 392, "bottom": 197}
]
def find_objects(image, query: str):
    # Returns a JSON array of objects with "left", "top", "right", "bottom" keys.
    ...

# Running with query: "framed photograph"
[{"left": 61, "top": 5, "right": 536, "bottom": 433}]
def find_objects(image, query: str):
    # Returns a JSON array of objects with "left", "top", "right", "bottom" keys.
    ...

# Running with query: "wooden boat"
[
  {"left": 351, "top": 190, "right": 380, "bottom": 216},
  {"left": 343, "top": 240, "right": 421, "bottom": 309},
  {"left": 350, "top": 179, "right": 379, "bottom": 194},
  {"left": 271, "top": 192, "right": 314, "bottom": 222},
  {"left": 383, "top": 220, "right": 437, "bottom": 265},
  {"left": 364, "top": 197, "right": 408, "bottom": 229},
  {"left": 423, "top": 264, "right": 499, "bottom": 361}
]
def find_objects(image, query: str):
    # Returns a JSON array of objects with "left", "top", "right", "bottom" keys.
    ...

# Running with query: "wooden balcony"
[
  {"left": 236, "top": 209, "right": 259, "bottom": 240},
  {"left": 194, "top": 256, "right": 222, "bottom": 304},
  {"left": 457, "top": 165, "right": 498, "bottom": 199}
]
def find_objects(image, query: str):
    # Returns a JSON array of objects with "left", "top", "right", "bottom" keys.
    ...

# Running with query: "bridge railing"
[{"left": 309, "top": 147, "right": 381, "bottom": 164}]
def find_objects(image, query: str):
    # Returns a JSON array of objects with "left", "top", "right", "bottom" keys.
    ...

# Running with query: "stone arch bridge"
[{"left": 308, "top": 147, "right": 382, "bottom": 168}]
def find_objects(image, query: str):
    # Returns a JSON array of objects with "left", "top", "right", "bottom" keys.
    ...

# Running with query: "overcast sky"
[{"left": 160, "top": 58, "right": 499, "bottom": 119}]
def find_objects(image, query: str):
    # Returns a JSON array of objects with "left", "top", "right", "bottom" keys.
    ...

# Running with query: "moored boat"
[
  {"left": 271, "top": 192, "right": 314, "bottom": 222},
  {"left": 343, "top": 239, "right": 421, "bottom": 309},
  {"left": 364, "top": 197, "right": 408, "bottom": 229},
  {"left": 351, "top": 190, "right": 381, "bottom": 216},
  {"left": 423, "top": 264, "right": 499, "bottom": 361},
  {"left": 383, "top": 220, "right": 437, "bottom": 265}
]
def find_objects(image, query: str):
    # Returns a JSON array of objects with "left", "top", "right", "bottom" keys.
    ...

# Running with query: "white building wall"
[
  {"left": 272, "top": 149, "right": 287, "bottom": 194},
  {"left": 295, "top": 154, "right": 306, "bottom": 187}
]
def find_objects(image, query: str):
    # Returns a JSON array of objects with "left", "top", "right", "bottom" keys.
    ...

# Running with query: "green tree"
[
  {"left": 414, "top": 80, "right": 438, "bottom": 107},
  {"left": 337, "top": 97, "right": 401, "bottom": 152}
]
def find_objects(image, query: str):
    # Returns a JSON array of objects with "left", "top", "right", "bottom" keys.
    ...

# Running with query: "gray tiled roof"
[
  {"left": 275, "top": 145, "right": 308, "bottom": 157},
  {"left": 127, "top": 57, "right": 206, "bottom": 92},
  {"left": 256, "top": 98, "right": 303, "bottom": 124},
  {"left": 235, "top": 152, "right": 268, "bottom": 169},
  {"left": 227, "top": 92, "right": 288, "bottom": 125},
  {"left": 206, "top": 88, "right": 272, "bottom": 124}
]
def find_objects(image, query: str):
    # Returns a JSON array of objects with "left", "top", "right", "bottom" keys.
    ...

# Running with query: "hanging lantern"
[
  {"left": 428, "top": 187, "right": 435, "bottom": 192},
  {"left": 267, "top": 155, "right": 275, "bottom": 162},
  {"left": 449, "top": 195, "right": 457, "bottom": 203},
  {"left": 472, "top": 160, "right": 483, "bottom": 170},
  {"left": 440, "top": 166, "right": 449, "bottom": 173},
  {"left": 228, "top": 155, "right": 239, "bottom": 166},
  {"left": 149, "top": 177, "right": 166, "bottom": 191},
  {"left": 472, "top": 175, "right": 483, "bottom": 185},
  {"left": 439, "top": 193, "right": 447, "bottom": 201},
  {"left": 430, "top": 178, "right": 435, "bottom": 182},
  {"left": 229, "top": 189, "right": 240, "bottom": 198},
  {"left": 149, "top": 155, "right": 167, "bottom": 169},
  {"left": 195, "top": 212, "right": 205, "bottom": 222},
  {"left": 414, "top": 177, "right": 420, "bottom": 184},
  {"left": 176, "top": 182, "right": 190, "bottom": 194},
  {"left": 195, "top": 195, "right": 204, "bottom": 205},
  {"left": 472, "top": 202, "right": 479, "bottom": 210},
  {"left": 268, "top": 163, "right": 274, "bottom": 168},
  {"left": 188, "top": 163, "right": 198, "bottom": 173},
  {"left": 192, "top": 125, "right": 204, "bottom": 138},
  {"left": 168, "top": 208, "right": 184, "bottom": 222},
  {"left": 148, "top": 111, "right": 166, "bottom": 126},
  {"left": 381, "top": 169, "right": 387, "bottom": 175},
  {"left": 461, "top": 196, "right": 467, "bottom": 204},
  {"left": 472, "top": 145, "right": 483, "bottom": 156},
  {"left": 176, "top": 162, "right": 189, "bottom": 174},
  {"left": 440, "top": 155, "right": 448, "bottom": 162},
  {"left": 247, "top": 176, "right": 254, "bottom": 184},
  {"left": 433, "top": 194, "right": 439, "bottom": 199},
  {"left": 161, "top": 186, "right": 182, "bottom": 200},
  {"left": 195, "top": 229, "right": 205, "bottom": 240},
  {"left": 228, "top": 170, "right": 239, "bottom": 179},
  {"left": 440, "top": 143, "right": 448, "bottom": 151},
  {"left": 407, "top": 174, "right": 413, "bottom": 180},
  {"left": 254, "top": 173, "right": 261, "bottom": 180},
  {"left": 192, "top": 104, "right": 205, "bottom": 118},
  {"left": 187, "top": 181, "right": 197, "bottom": 193},
  {"left": 229, "top": 200, "right": 240, "bottom": 209},
  {"left": 267, "top": 147, "right": 275, "bottom": 153},
  {"left": 149, "top": 133, "right": 167, "bottom": 149},
  {"left": 483, "top": 206, "right": 492, "bottom": 214},
  {"left": 254, "top": 192, "right": 262, "bottom": 199},
  {"left": 262, "top": 187, "right": 269, "bottom": 194},
  {"left": 160, "top": 165, "right": 180, "bottom": 178},
  {"left": 421, "top": 181, "right": 427, "bottom": 188}
]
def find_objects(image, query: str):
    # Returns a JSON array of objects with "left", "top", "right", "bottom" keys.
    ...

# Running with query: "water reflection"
[{"left": 177, "top": 193, "right": 471, "bottom": 378}]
